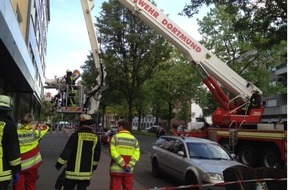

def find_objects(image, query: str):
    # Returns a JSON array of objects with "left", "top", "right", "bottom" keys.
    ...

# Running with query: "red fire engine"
[{"left": 118, "top": 0, "right": 286, "bottom": 169}]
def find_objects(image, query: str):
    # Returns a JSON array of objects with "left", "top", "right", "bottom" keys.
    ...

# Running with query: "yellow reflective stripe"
[
  {"left": 0, "top": 170, "right": 11, "bottom": 176},
  {"left": 90, "top": 139, "right": 97, "bottom": 170},
  {"left": 39, "top": 126, "right": 49, "bottom": 139},
  {"left": 21, "top": 153, "right": 42, "bottom": 170},
  {"left": 0, "top": 170, "right": 12, "bottom": 181},
  {"left": 10, "top": 157, "right": 21, "bottom": 166},
  {"left": 217, "top": 131, "right": 286, "bottom": 139},
  {"left": 110, "top": 164, "right": 134, "bottom": 173},
  {"left": 78, "top": 133, "right": 97, "bottom": 141},
  {"left": 0, "top": 147, "right": 2, "bottom": 172},
  {"left": 0, "top": 122, "right": 5, "bottom": 172},
  {"left": 75, "top": 139, "right": 83, "bottom": 172},
  {"left": 57, "top": 157, "right": 66, "bottom": 165},
  {"left": 65, "top": 170, "right": 92, "bottom": 180},
  {"left": 114, "top": 155, "right": 125, "bottom": 166},
  {"left": 20, "top": 142, "right": 38, "bottom": 153}
]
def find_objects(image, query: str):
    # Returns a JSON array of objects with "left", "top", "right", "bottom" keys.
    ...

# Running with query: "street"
[{"left": 36, "top": 129, "right": 179, "bottom": 190}]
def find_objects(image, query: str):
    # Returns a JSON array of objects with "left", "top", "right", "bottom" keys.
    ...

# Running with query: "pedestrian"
[
  {"left": 156, "top": 127, "right": 165, "bottom": 138},
  {"left": 55, "top": 114, "right": 101, "bottom": 190},
  {"left": 0, "top": 95, "right": 21, "bottom": 190},
  {"left": 13, "top": 113, "right": 49, "bottom": 190},
  {"left": 105, "top": 127, "right": 115, "bottom": 144},
  {"left": 109, "top": 119, "right": 140, "bottom": 190}
]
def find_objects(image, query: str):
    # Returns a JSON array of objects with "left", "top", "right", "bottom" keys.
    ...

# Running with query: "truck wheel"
[
  {"left": 185, "top": 172, "right": 198, "bottom": 190},
  {"left": 152, "top": 158, "right": 161, "bottom": 177},
  {"left": 238, "top": 145, "right": 258, "bottom": 167},
  {"left": 261, "top": 146, "right": 282, "bottom": 168}
]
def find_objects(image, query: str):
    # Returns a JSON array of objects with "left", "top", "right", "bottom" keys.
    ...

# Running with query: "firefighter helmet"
[{"left": 0, "top": 95, "right": 14, "bottom": 111}]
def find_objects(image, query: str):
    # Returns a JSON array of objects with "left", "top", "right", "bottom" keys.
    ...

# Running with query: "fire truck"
[
  {"left": 45, "top": 0, "right": 107, "bottom": 115},
  {"left": 117, "top": 0, "right": 286, "bottom": 169}
]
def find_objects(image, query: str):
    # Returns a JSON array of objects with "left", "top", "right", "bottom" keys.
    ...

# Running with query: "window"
[
  {"left": 266, "top": 99, "right": 277, "bottom": 107},
  {"left": 16, "top": 4, "right": 23, "bottom": 31},
  {"left": 16, "top": 4, "right": 23, "bottom": 22},
  {"left": 173, "top": 140, "right": 185, "bottom": 154},
  {"left": 162, "top": 139, "right": 175, "bottom": 152},
  {"left": 154, "top": 138, "right": 166, "bottom": 148}
]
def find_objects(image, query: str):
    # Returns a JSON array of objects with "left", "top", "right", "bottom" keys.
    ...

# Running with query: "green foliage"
[
  {"left": 197, "top": 5, "right": 286, "bottom": 97},
  {"left": 91, "top": 0, "right": 172, "bottom": 125},
  {"left": 80, "top": 53, "right": 98, "bottom": 90},
  {"left": 146, "top": 48, "right": 206, "bottom": 126},
  {"left": 181, "top": 0, "right": 287, "bottom": 49}
]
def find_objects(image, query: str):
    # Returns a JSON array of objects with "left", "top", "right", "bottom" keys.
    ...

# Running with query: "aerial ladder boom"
[
  {"left": 44, "top": 0, "right": 106, "bottom": 114},
  {"left": 118, "top": 0, "right": 263, "bottom": 127},
  {"left": 81, "top": 0, "right": 107, "bottom": 114}
]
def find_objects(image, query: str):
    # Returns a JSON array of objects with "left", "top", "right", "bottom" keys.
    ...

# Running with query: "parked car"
[
  {"left": 146, "top": 125, "right": 159, "bottom": 133},
  {"left": 151, "top": 136, "right": 244, "bottom": 189},
  {"left": 132, "top": 125, "right": 138, "bottom": 131}
]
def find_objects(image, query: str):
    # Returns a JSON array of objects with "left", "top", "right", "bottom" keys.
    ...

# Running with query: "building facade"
[
  {"left": 0, "top": 0, "right": 50, "bottom": 121},
  {"left": 262, "top": 63, "right": 287, "bottom": 125}
]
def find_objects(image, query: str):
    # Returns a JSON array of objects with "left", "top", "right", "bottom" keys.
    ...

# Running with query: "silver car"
[{"left": 151, "top": 136, "right": 244, "bottom": 190}]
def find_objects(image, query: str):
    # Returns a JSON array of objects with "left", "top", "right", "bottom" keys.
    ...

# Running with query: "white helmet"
[{"left": 0, "top": 95, "right": 14, "bottom": 111}]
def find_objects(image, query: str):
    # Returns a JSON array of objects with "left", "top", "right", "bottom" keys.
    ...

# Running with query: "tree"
[
  {"left": 196, "top": 5, "right": 286, "bottom": 96},
  {"left": 181, "top": 0, "right": 286, "bottom": 49},
  {"left": 95, "top": 0, "right": 172, "bottom": 128},
  {"left": 147, "top": 48, "right": 205, "bottom": 130}
]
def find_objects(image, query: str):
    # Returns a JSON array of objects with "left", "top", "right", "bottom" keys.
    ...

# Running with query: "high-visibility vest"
[
  {"left": 110, "top": 130, "right": 140, "bottom": 175},
  {"left": 17, "top": 124, "right": 49, "bottom": 171},
  {"left": 0, "top": 115, "right": 21, "bottom": 181}
]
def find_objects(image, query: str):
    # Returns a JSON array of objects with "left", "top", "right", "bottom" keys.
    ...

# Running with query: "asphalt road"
[
  {"left": 37, "top": 130, "right": 69, "bottom": 189},
  {"left": 36, "top": 130, "right": 180, "bottom": 190}
]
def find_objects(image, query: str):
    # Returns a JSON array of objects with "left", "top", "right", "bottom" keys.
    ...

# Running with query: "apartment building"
[
  {"left": 262, "top": 63, "right": 287, "bottom": 125},
  {"left": 0, "top": 0, "right": 50, "bottom": 121}
]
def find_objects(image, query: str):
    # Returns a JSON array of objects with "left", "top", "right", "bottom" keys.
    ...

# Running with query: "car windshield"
[{"left": 187, "top": 142, "right": 232, "bottom": 160}]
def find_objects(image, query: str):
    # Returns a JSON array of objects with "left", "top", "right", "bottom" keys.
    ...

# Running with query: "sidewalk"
[{"left": 62, "top": 128, "right": 147, "bottom": 190}]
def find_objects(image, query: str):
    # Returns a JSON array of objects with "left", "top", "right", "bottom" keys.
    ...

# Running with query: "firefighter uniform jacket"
[
  {"left": 56, "top": 127, "right": 101, "bottom": 180},
  {"left": 17, "top": 124, "right": 49, "bottom": 172},
  {"left": 109, "top": 130, "right": 140, "bottom": 175},
  {"left": 0, "top": 113, "right": 21, "bottom": 181}
]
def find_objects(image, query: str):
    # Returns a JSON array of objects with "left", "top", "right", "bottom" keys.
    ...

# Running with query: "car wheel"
[
  {"left": 261, "top": 146, "right": 282, "bottom": 168},
  {"left": 152, "top": 158, "right": 161, "bottom": 177},
  {"left": 238, "top": 145, "right": 259, "bottom": 167},
  {"left": 185, "top": 172, "right": 198, "bottom": 190}
]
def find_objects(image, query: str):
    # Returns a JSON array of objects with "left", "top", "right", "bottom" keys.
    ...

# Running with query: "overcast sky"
[
  {"left": 45, "top": 0, "right": 207, "bottom": 79},
  {"left": 45, "top": 0, "right": 208, "bottom": 120}
]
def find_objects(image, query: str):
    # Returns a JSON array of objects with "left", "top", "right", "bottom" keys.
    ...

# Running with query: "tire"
[
  {"left": 238, "top": 145, "right": 259, "bottom": 167},
  {"left": 185, "top": 172, "right": 198, "bottom": 190},
  {"left": 152, "top": 158, "right": 161, "bottom": 177},
  {"left": 261, "top": 146, "right": 282, "bottom": 168}
]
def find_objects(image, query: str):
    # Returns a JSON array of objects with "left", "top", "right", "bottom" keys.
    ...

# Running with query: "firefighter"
[
  {"left": 13, "top": 113, "right": 49, "bottom": 190},
  {"left": 55, "top": 114, "right": 101, "bottom": 190},
  {"left": 0, "top": 95, "right": 21, "bottom": 190},
  {"left": 65, "top": 69, "right": 76, "bottom": 106},
  {"left": 109, "top": 119, "right": 140, "bottom": 190}
]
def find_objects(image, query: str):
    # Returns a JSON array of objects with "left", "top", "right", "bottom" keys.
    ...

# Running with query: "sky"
[
  {"left": 45, "top": 0, "right": 208, "bottom": 79},
  {"left": 45, "top": 0, "right": 208, "bottom": 120}
]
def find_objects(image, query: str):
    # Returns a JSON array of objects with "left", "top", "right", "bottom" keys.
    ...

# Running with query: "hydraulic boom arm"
[
  {"left": 118, "top": 0, "right": 264, "bottom": 127},
  {"left": 118, "top": 0, "right": 261, "bottom": 99},
  {"left": 81, "top": 0, "right": 107, "bottom": 114}
]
